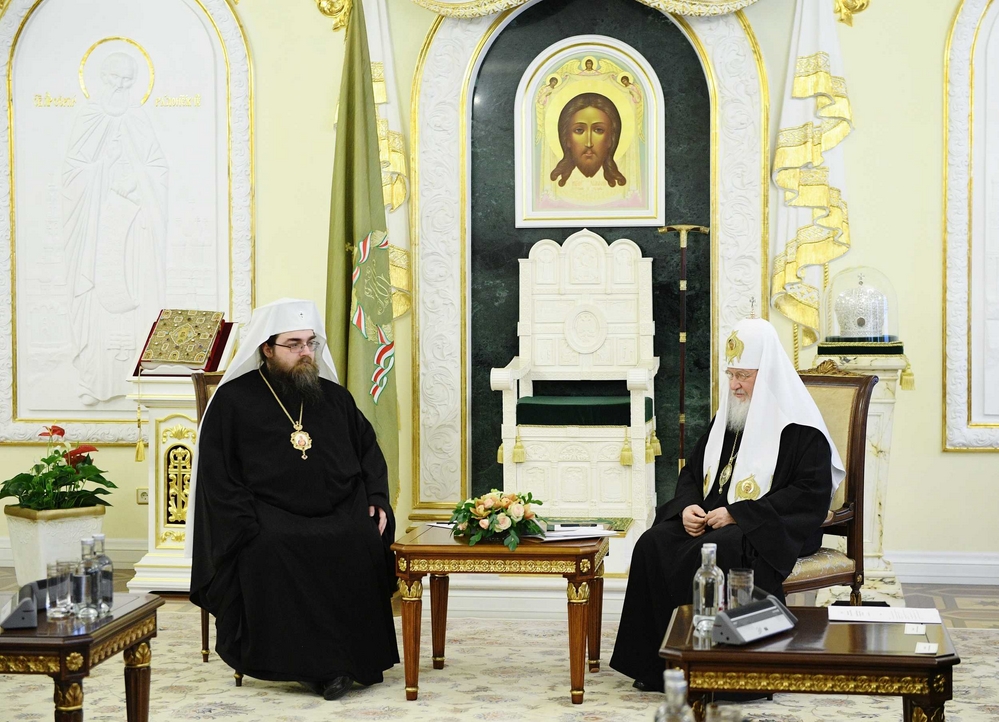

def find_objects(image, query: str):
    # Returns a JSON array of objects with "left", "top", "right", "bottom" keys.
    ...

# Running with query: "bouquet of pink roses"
[{"left": 449, "top": 489, "right": 546, "bottom": 550}]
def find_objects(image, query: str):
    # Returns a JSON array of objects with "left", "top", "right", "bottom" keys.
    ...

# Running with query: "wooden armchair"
[
  {"left": 191, "top": 371, "right": 224, "bottom": 664},
  {"left": 782, "top": 361, "right": 877, "bottom": 605}
]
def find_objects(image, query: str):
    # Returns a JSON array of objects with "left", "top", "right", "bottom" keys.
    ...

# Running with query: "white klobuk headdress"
[
  {"left": 184, "top": 298, "right": 340, "bottom": 556},
  {"left": 702, "top": 318, "right": 844, "bottom": 504}
]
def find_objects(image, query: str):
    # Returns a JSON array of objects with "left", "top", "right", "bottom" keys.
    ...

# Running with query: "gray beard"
[
  {"left": 726, "top": 394, "right": 751, "bottom": 432},
  {"left": 267, "top": 358, "right": 323, "bottom": 404}
]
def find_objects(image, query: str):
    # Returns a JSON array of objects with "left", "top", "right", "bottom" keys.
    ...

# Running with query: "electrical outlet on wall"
[{"left": 136, "top": 488, "right": 149, "bottom": 505}]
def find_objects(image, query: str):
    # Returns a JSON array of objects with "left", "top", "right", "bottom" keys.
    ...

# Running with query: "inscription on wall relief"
[{"left": 34, "top": 94, "right": 202, "bottom": 108}]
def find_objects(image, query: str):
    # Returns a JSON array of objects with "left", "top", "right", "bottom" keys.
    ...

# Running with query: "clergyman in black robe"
[
  {"left": 610, "top": 318, "right": 841, "bottom": 692},
  {"left": 189, "top": 306, "right": 398, "bottom": 700}
]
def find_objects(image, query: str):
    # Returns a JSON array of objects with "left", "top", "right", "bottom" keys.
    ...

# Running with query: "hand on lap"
[
  {"left": 682, "top": 505, "right": 707, "bottom": 536},
  {"left": 705, "top": 507, "right": 735, "bottom": 529}
]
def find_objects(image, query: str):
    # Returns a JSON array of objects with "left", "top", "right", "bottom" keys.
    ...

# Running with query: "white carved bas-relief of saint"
[{"left": 62, "top": 51, "right": 167, "bottom": 405}]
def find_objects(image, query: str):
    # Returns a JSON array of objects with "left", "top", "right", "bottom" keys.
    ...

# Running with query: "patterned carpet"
[{"left": 2, "top": 605, "right": 998, "bottom": 721}]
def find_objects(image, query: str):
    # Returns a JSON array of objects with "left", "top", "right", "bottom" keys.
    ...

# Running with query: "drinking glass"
[
  {"left": 726, "top": 568, "right": 754, "bottom": 610},
  {"left": 49, "top": 561, "right": 75, "bottom": 618},
  {"left": 45, "top": 562, "right": 70, "bottom": 618}
]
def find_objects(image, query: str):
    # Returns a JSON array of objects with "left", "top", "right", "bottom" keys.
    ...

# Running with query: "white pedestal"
[
  {"left": 125, "top": 375, "right": 198, "bottom": 594},
  {"left": 814, "top": 354, "right": 908, "bottom": 600}
]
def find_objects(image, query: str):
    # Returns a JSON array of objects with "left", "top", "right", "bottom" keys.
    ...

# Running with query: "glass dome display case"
[{"left": 818, "top": 266, "right": 903, "bottom": 355}]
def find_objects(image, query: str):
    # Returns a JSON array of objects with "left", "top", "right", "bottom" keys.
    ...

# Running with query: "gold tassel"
[
  {"left": 645, "top": 436, "right": 654, "bottom": 463},
  {"left": 651, "top": 429, "right": 662, "bottom": 456},
  {"left": 900, "top": 359, "right": 915, "bottom": 391},
  {"left": 512, "top": 435, "right": 526, "bottom": 463},
  {"left": 620, "top": 430, "right": 634, "bottom": 466},
  {"left": 134, "top": 404, "right": 146, "bottom": 462},
  {"left": 497, "top": 443, "right": 504, "bottom": 464}
]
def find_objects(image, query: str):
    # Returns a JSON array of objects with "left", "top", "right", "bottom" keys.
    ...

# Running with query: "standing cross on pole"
[{"left": 657, "top": 224, "right": 710, "bottom": 474}]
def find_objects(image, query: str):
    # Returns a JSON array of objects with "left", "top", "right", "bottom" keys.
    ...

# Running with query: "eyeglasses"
[
  {"left": 725, "top": 370, "right": 756, "bottom": 382},
  {"left": 272, "top": 340, "right": 322, "bottom": 354}
]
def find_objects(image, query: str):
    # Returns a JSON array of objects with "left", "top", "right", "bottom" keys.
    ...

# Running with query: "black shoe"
[
  {"left": 632, "top": 678, "right": 663, "bottom": 693},
  {"left": 298, "top": 680, "right": 324, "bottom": 696},
  {"left": 322, "top": 675, "right": 354, "bottom": 701}
]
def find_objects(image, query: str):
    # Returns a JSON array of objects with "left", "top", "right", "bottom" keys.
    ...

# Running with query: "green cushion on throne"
[{"left": 515, "top": 396, "right": 655, "bottom": 426}]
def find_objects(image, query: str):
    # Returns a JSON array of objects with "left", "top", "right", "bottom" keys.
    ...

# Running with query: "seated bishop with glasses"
[
  {"left": 186, "top": 298, "right": 398, "bottom": 701},
  {"left": 610, "top": 318, "right": 844, "bottom": 692}
]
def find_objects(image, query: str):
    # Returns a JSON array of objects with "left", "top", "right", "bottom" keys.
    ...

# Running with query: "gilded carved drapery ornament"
[
  {"left": 834, "top": 0, "right": 870, "bottom": 25},
  {"left": 408, "top": 0, "right": 763, "bottom": 17},
  {"left": 318, "top": 0, "right": 352, "bottom": 30}
]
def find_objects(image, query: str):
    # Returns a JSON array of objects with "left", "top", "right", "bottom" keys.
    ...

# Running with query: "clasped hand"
[{"left": 681, "top": 504, "right": 735, "bottom": 536}]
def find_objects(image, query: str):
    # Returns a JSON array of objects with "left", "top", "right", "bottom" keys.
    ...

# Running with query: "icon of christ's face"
[{"left": 568, "top": 106, "right": 611, "bottom": 179}]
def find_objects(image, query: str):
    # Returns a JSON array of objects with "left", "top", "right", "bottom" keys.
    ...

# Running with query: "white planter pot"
[{"left": 4, "top": 505, "right": 106, "bottom": 587}]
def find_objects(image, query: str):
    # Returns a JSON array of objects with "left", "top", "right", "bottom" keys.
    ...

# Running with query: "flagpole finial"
[{"left": 317, "top": 0, "right": 352, "bottom": 31}]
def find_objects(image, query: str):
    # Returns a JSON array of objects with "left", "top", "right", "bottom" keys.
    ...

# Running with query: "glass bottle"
[
  {"left": 653, "top": 669, "right": 696, "bottom": 722},
  {"left": 692, "top": 542, "right": 725, "bottom": 633},
  {"left": 72, "top": 537, "right": 99, "bottom": 620},
  {"left": 92, "top": 533, "right": 114, "bottom": 615}
]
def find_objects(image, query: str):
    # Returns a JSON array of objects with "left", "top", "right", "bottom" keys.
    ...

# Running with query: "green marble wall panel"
[{"left": 470, "top": 0, "right": 712, "bottom": 505}]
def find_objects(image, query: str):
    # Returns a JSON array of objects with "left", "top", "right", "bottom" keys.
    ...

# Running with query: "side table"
[
  {"left": 0, "top": 593, "right": 164, "bottom": 721},
  {"left": 391, "top": 525, "right": 608, "bottom": 704}
]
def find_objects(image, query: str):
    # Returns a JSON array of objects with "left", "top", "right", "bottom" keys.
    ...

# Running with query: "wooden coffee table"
[
  {"left": 0, "top": 593, "right": 164, "bottom": 721},
  {"left": 660, "top": 605, "right": 960, "bottom": 722},
  {"left": 391, "top": 524, "right": 608, "bottom": 704}
]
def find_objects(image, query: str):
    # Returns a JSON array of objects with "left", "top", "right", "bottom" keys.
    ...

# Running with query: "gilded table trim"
[
  {"left": 690, "top": 670, "right": 931, "bottom": 695},
  {"left": 408, "top": 558, "right": 577, "bottom": 574},
  {"left": 90, "top": 616, "right": 157, "bottom": 666},
  {"left": 0, "top": 654, "right": 60, "bottom": 673}
]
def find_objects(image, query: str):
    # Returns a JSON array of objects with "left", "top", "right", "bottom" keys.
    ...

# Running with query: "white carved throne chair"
[{"left": 490, "top": 229, "right": 660, "bottom": 552}]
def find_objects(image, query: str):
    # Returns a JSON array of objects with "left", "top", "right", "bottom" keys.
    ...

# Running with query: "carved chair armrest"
[
  {"left": 821, "top": 503, "right": 855, "bottom": 527},
  {"left": 626, "top": 360, "right": 660, "bottom": 391},
  {"left": 490, "top": 357, "right": 531, "bottom": 391}
]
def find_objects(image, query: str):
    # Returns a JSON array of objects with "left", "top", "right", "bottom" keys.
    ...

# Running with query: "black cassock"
[
  {"left": 190, "top": 370, "right": 399, "bottom": 685},
  {"left": 610, "top": 420, "right": 832, "bottom": 689}
]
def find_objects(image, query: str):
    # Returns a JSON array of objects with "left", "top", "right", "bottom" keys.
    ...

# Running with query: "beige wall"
[{"left": 4, "top": 0, "right": 994, "bottom": 563}]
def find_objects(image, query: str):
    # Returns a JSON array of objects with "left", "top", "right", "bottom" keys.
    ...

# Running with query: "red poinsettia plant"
[{"left": 0, "top": 425, "right": 116, "bottom": 510}]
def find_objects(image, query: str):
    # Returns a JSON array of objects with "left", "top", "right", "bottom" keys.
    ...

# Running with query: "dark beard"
[{"left": 266, "top": 357, "right": 323, "bottom": 404}]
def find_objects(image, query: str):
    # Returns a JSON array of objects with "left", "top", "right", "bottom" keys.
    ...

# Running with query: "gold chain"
[
  {"left": 258, "top": 369, "right": 304, "bottom": 431},
  {"left": 727, "top": 429, "right": 740, "bottom": 467}
]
